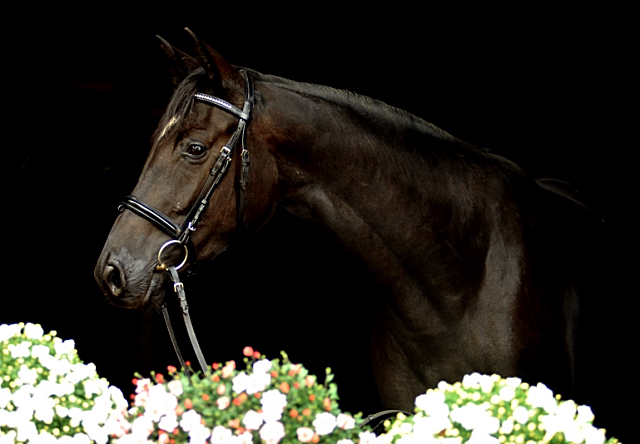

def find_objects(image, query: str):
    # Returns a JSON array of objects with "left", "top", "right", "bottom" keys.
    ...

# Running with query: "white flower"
[
  {"left": 167, "top": 380, "right": 183, "bottom": 396},
  {"left": 237, "top": 431, "right": 253, "bottom": 444},
  {"left": 217, "top": 396, "right": 230, "bottom": 410},
  {"left": 337, "top": 413, "right": 355, "bottom": 429},
  {"left": 526, "top": 383, "right": 557, "bottom": 413},
  {"left": 296, "top": 427, "right": 315, "bottom": 442},
  {"left": 577, "top": 404, "right": 595, "bottom": 425},
  {"left": 158, "top": 411, "right": 179, "bottom": 432},
  {"left": 130, "top": 414, "right": 154, "bottom": 438},
  {"left": 233, "top": 372, "right": 271, "bottom": 395},
  {"left": 260, "top": 390, "right": 287, "bottom": 422},
  {"left": 245, "top": 371, "right": 271, "bottom": 394},
  {"left": 412, "top": 413, "right": 451, "bottom": 436},
  {"left": 512, "top": 406, "right": 530, "bottom": 424},
  {"left": 16, "top": 365, "right": 38, "bottom": 386},
  {"left": 253, "top": 359, "right": 272, "bottom": 374},
  {"left": 242, "top": 410, "right": 263, "bottom": 431},
  {"left": 16, "top": 418, "right": 38, "bottom": 442},
  {"left": 0, "top": 323, "right": 22, "bottom": 342},
  {"left": 210, "top": 425, "right": 233, "bottom": 443},
  {"left": 179, "top": 409, "right": 202, "bottom": 432},
  {"left": 498, "top": 385, "right": 515, "bottom": 402},
  {"left": 450, "top": 403, "right": 498, "bottom": 434},
  {"left": 467, "top": 431, "right": 500, "bottom": 444},
  {"left": 583, "top": 424, "right": 606, "bottom": 444},
  {"left": 189, "top": 423, "right": 211, "bottom": 444},
  {"left": 259, "top": 420, "right": 285, "bottom": 444},
  {"left": 232, "top": 373, "right": 249, "bottom": 394},
  {"left": 313, "top": 412, "right": 337, "bottom": 435},
  {"left": 8, "top": 341, "right": 31, "bottom": 358},
  {"left": 32, "top": 430, "right": 57, "bottom": 444},
  {"left": 30, "top": 344, "right": 51, "bottom": 360},
  {"left": 415, "top": 390, "right": 449, "bottom": 418},
  {"left": 504, "top": 377, "right": 522, "bottom": 389},
  {"left": 0, "top": 388, "right": 11, "bottom": 408},
  {"left": 83, "top": 378, "right": 103, "bottom": 398},
  {"left": 145, "top": 385, "right": 177, "bottom": 421},
  {"left": 33, "top": 397, "right": 56, "bottom": 423},
  {"left": 358, "top": 431, "right": 378, "bottom": 444},
  {"left": 54, "top": 339, "right": 75, "bottom": 356},
  {"left": 24, "top": 323, "right": 44, "bottom": 339}
]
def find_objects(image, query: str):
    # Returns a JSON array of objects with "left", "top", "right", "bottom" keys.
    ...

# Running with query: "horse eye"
[{"left": 186, "top": 144, "right": 207, "bottom": 158}]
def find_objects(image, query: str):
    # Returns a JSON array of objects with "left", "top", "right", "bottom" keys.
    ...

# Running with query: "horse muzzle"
[{"left": 95, "top": 242, "right": 186, "bottom": 308}]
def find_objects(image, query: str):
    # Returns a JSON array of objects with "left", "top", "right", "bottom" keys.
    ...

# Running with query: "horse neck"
[{"left": 256, "top": 75, "right": 492, "bottom": 224}]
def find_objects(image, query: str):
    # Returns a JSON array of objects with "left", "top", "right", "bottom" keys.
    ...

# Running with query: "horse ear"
[
  {"left": 184, "top": 28, "right": 243, "bottom": 90},
  {"left": 157, "top": 35, "right": 200, "bottom": 85}
]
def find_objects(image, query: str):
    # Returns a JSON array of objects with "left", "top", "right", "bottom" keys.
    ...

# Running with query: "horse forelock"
[{"left": 153, "top": 69, "right": 203, "bottom": 143}]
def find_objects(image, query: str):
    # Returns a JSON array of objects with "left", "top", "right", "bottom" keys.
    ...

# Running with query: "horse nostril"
[{"left": 104, "top": 263, "right": 126, "bottom": 297}]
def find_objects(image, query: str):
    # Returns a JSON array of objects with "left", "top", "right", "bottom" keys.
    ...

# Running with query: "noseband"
[{"left": 117, "top": 69, "right": 255, "bottom": 375}]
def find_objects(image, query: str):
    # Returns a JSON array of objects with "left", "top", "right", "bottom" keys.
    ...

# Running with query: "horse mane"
[
  {"left": 252, "top": 70, "right": 464, "bottom": 146},
  {"left": 155, "top": 67, "right": 470, "bottom": 152}
]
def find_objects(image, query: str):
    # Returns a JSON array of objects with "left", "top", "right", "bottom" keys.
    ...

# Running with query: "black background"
[{"left": 1, "top": 4, "right": 635, "bottom": 442}]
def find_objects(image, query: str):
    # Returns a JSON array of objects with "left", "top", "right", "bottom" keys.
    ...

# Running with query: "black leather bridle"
[
  {"left": 119, "top": 69, "right": 254, "bottom": 256},
  {"left": 117, "top": 69, "right": 255, "bottom": 375}
]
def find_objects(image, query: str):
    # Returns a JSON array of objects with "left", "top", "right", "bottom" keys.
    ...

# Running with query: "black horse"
[{"left": 96, "top": 31, "right": 586, "bottom": 413}]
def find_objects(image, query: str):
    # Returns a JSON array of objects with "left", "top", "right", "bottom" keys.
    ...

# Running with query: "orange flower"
[
  {"left": 290, "top": 409, "right": 299, "bottom": 418},
  {"left": 253, "top": 351, "right": 261, "bottom": 359},
  {"left": 294, "top": 382, "right": 300, "bottom": 389},
  {"left": 167, "top": 365, "right": 177, "bottom": 374},
  {"left": 228, "top": 418, "right": 240, "bottom": 429},
  {"left": 302, "top": 408, "right": 311, "bottom": 416},
  {"left": 184, "top": 399, "right": 193, "bottom": 409},
  {"left": 217, "top": 385, "right": 226, "bottom": 395},
  {"left": 212, "top": 363, "right": 219, "bottom": 370},
  {"left": 311, "top": 434, "right": 320, "bottom": 443},
  {"left": 155, "top": 373, "right": 164, "bottom": 383},
  {"left": 212, "top": 374, "right": 220, "bottom": 382},
  {"left": 309, "top": 394, "right": 316, "bottom": 402},
  {"left": 233, "top": 392, "right": 248, "bottom": 406},
  {"left": 243, "top": 346, "right": 254, "bottom": 357},
  {"left": 279, "top": 382, "right": 290, "bottom": 393},
  {"left": 323, "top": 398, "right": 331, "bottom": 410},
  {"left": 270, "top": 370, "right": 278, "bottom": 378},
  {"left": 202, "top": 394, "right": 210, "bottom": 401}
]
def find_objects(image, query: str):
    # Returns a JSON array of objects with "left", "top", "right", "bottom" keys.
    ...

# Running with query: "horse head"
[{"left": 95, "top": 30, "right": 278, "bottom": 308}]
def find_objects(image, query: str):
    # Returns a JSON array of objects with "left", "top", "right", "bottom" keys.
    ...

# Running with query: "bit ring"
[{"left": 156, "top": 240, "right": 188, "bottom": 271}]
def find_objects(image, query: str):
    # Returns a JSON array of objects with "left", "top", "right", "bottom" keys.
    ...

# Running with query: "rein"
[{"left": 118, "top": 69, "right": 255, "bottom": 376}]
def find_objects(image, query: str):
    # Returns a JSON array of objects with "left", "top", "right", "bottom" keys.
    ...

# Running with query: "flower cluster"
[
  {"left": 379, "top": 373, "right": 620, "bottom": 444},
  {"left": 116, "top": 347, "right": 376, "bottom": 444},
  {"left": 0, "top": 322, "right": 129, "bottom": 444}
]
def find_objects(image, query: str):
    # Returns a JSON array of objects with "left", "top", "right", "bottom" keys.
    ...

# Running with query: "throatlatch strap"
[{"left": 168, "top": 266, "right": 210, "bottom": 376}]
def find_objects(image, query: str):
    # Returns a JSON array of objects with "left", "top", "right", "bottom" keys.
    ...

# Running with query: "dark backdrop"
[{"left": 1, "top": 4, "right": 635, "bottom": 442}]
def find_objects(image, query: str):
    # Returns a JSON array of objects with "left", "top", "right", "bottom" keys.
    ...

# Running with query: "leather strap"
[
  {"left": 161, "top": 303, "right": 192, "bottom": 378},
  {"left": 167, "top": 266, "right": 210, "bottom": 375},
  {"left": 119, "top": 196, "right": 181, "bottom": 239}
]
